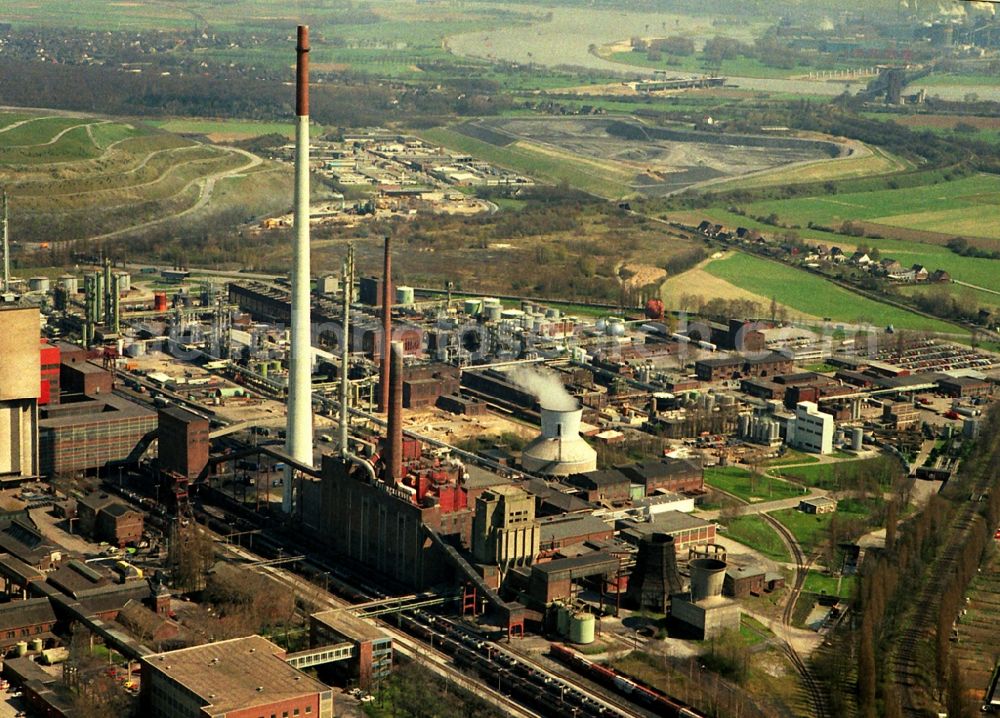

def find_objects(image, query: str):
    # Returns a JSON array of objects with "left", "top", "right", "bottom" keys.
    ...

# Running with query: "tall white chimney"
[{"left": 285, "top": 25, "right": 313, "bottom": 514}]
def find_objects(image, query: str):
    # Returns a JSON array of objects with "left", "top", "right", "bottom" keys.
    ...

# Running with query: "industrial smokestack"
[
  {"left": 285, "top": 24, "right": 313, "bottom": 514},
  {"left": 1, "top": 190, "right": 9, "bottom": 293},
  {"left": 379, "top": 236, "right": 392, "bottom": 413},
  {"left": 386, "top": 341, "right": 404, "bottom": 482}
]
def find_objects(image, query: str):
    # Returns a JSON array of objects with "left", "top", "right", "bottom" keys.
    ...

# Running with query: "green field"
[
  {"left": 770, "top": 502, "right": 871, "bottom": 554},
  {"left": 722, "top": 515, "right": 791, "bottom": 562},
  {"left": 704, "top": 467, "right": 803, "bottom": 504},
  {"left": 763, "top": 450, "right": 821, "bottom": 467},
  {"left": 417, "top": 127, "right": 632, "bottom": 198},
  {"left": 772, "top": 457, "right": 896, "bottom": 490},
  {"left": 802, "top": 570, "right": 856, "bottom": 599},
  {"left": 678, "top": 205, "right": 999, "bottom": 291},
  {"left": 744, "top": 173, "right": 1000, "bottom": 242},
  {"left": 702, "top": 253, "right": 961, "bottom": 333},
  {"left": 149, "top": 119, "right": 315, "bottom": 141}
]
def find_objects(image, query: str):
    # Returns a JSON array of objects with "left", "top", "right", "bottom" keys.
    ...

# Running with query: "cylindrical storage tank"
[
  {"left": 690, "top": 558, "right": 727, "bottom": 601},
  {"left": 463, "top": 299, "right": 482, "bottom": 316},
  {"left": 484, "top": 305, "right": 502, "bottom": 322},
  {"left": 546, "top": 307, "right": 561, "bottom": 319},
  {"left": 482, "top": 297, "right": 501, "bottom": 308},
  {"left": 569, "top": 612, "right": 596, "bottom": 645},
  {"left": 114, "top": 271, "right": 131, "bottom": 293},
  {"left": 29, "top": 638, "right": 43, "bottom": 652},
  {"left": 557, "top": 604, "right": 571, "bottom": 636},
  {"left": 396, "top": 285, "right": 415, "bottom": 306},
  {"left": 606, "top": 317, "right": 625, "bottom": 336},
  {"left": 16, "top": 641, "right": 28, "bottom": 657},
  {"left": 60, "top": 274, "right": 79, "bottom": 295},
  {"left": 738, "top": 414, "right": 750, "bottom": 437},
  {"left": 852, "top": 427, "right": 864, "bottom": 451},
  {"left": 154, "top": 291, "right": 168, "bottom": 312},
  {"left": 28, "top": 276, "right": 50, "bottom": 292}
]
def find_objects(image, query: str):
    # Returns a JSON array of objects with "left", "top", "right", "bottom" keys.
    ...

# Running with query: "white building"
[{"left": 787, "top": 400, "right": 834, "bottom": 454}]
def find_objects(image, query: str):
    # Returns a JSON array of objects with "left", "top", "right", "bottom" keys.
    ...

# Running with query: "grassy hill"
[{"left": 0, "top": 111, "right": 291, "bottom": 246}]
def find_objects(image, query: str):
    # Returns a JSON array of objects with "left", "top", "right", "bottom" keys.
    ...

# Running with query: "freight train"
[{"left": 550, "top": 643, "right": 703, "bottom": 718}]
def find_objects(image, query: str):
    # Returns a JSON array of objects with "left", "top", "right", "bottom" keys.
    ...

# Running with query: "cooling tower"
[
  {"left": 625, "top": 533, "right": 686, "bottom": 613},
  {"left": 520, "top": 406, "right": 597, "bottom": 476},
  {"left": 690, "top": 558, "right": 727, "bottom": 601}
]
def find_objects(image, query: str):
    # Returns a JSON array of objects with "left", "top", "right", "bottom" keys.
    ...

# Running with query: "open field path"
[
  {"left": 83, "top": 146, "right": 264, "bottom": 243},
  {"left": 0, "top": 114, "right": 63, "bottom": 134}
]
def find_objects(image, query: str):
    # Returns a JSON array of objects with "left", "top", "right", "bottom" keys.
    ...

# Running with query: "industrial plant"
[{"left": 0, "top": 7, "right": 996, "bottom": 718}]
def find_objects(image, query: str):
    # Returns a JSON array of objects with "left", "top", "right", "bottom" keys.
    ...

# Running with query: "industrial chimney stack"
[
  {"left": 284, "top": 25, "right": 313, "bottom": 514},
  {"left": 386, "top": 341, "right": 404, "bottom": 482},
  {"left": 379, "top": 236, "right": 392, "bottom": 413}
]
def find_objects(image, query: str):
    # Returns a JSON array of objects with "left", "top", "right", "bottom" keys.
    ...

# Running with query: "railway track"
[
  {"left": 760, "top": 513, "right": 831, "bottom": 718},
  {"left": 890, "top": 434, "right": 999, "bottom": 717},
  {"left": 205, "top": 511, "right": 647, "bottom": 718}
]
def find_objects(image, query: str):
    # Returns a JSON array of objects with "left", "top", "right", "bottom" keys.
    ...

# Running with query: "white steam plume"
[{"left": 509, "top": 366, "right": 578, "bottom": 412}]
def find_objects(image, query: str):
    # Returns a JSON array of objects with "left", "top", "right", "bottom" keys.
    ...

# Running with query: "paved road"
[{"left": 695, "top": 487, "right": 823, "bottom": 521}]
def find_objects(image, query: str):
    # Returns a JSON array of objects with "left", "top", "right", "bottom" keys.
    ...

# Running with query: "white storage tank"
[
  {"left": 60, "top": 274, "right": 79, "bottom": 295},
  {"left": 396, "top": 285, "right": 415, "bottom": 306},
  {"left": 28, "top": 276, "right": 50, "bottom": 292}
]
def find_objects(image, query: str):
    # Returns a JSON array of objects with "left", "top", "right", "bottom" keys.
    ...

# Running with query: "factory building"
[
  {"left": 158, "top": 406, "right": 210, "bottom": 480},
  {"left": 787, "top": 401, "right": 835, "bottom": 455},
  {"left": 38, "top": 394, "right": 157, "bottom": 476},
  {"left": 76, "top": 492, "right": 144, "bottom": 546},
  {"left": 619, "top": 458, "right": 704, "bottom": 496},
  {"left": 694, "top": 352, "right": 794, "bottom": 382},
  {"left": 0, "top": 306, "right": 41, "bottom": 482},
  {"left": 472, "top": 485, "right": 540, "bottom": 574},
  {"left": 140, "top": 635, "right": 333, "bottom": 718},
  {"left": 563, "top": 469, "right": 630, "bottom": 505},
  {"left": 618, "top": 511, "right": 716, "bottom": 553},
  {"left": 310, "top": 610, "right": 393, "bottom": 692},
  {"left": 38, "top": 341, "right": 60, "bottom": 406},
  {"left": 60, "top": 360, "right": 113, "bottom": 398}
]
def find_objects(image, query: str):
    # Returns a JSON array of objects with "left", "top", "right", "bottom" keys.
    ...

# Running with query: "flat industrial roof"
[
  {"left": 311, "top": 609, "right": 388, "bottom": 643},
  {"left": 143, "top": 635, "right": 327, "bottom": 715}
]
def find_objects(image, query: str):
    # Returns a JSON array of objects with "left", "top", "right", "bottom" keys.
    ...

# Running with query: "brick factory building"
[
  {"left": 937, "top": 376, "right": 991, "bottom": 399},
  {"left": 140, "top": 635, "right": 333, "bottom": 718},
  {"left": 38, "top": 394, "right": 157, "bottom": 476},
  {"left": 60, "top": 361, "right": 113, "bottom": 398},
  {"left": 619, "top": 458, "right": 704, "bottom": 495},
  {"left": 76, "top": 492, "right": 144, "bottom": 546},
  {"left": 158, "top": 406, "right": 210, "bottom": 480},
  {"left": 695, "top": 352, "right": 794, "bottom": 382}
]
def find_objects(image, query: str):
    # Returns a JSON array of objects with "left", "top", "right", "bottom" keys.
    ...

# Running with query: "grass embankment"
[{"left": 721, "top": 515, "right": 791, "bottom": 562}]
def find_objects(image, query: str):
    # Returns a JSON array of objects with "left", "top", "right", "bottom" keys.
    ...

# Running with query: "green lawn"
[
  {"left": 802, "top": 570, "right": 856, "bottom": 599},
  {"left": 763, "top": 450, "right": 821, "bottom": 467},
  {"left": 704, "top": 466, "right": 803, "bottom": 503},
  {"left": 769, "top": 508, "right": 834, "bottom": 554},
  {"left": 772, "top": 457, "right": 895, "bottom": 490},
  {"left": 722, "top": 515, "right": 791, "bottom": 562},
  {"left": 770, "top": 501, "right": 873, "bottom": 554},
  {"left": 744, "top": 173, "right": 1000, "bottom": 242},
  {"left": 702, "top": 253, "right": 961, "bottom": 333}
]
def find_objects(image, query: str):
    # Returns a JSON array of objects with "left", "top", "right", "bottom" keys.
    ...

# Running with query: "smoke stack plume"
[
  {"left": 386, "top": 341, "right": 404, "bottom": 482},
  {"left": 285, "top": 24, "right": 313, "bottom": 514},
  {"left": 379, "top": 236, "right": 392, "bottom": 413},
  {"left": 509, "top": 366, "right": 577, "bottom": 411}
]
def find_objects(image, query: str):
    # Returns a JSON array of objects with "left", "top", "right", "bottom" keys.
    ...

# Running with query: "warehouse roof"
[{"left": 143, "top": 635, "right": 327, "bottom": 715}]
